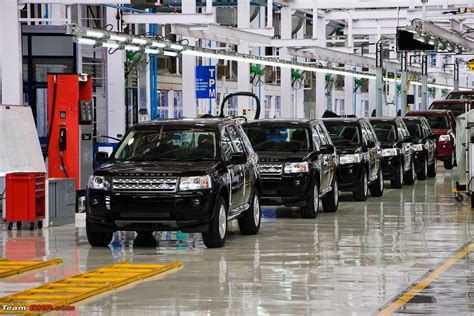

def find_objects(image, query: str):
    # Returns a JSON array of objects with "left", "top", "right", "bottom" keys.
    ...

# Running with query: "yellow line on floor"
[
  {"left": 0, "top": 259, "right": 63, "bottom": 279},
  {"left": 0, "top": 261, "right": 182, "bottom": 314},
  {"left": 378, "top": 242, "right": 474, "bottom": 316}
]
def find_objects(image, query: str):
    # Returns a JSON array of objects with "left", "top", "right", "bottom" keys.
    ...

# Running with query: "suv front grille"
[
  {"left": 112, "top": 177, "right": 178, "bottom": 193},
  {"left": 260, "top": 163, "right": 284, "bottom": 176}
]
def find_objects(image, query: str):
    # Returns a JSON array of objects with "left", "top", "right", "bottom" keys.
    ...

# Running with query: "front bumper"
[
  {"left": 381, "top": 156, "right": 400, "bottom": 180},
  {"left": 337, "top": 162, "right": 364, "bottom": 191},
  {"left": 260, "top": 173, "right": 311, "bottom": 206},
  {"left": 86, "top": 189, "right": 216, "bottom": 233},
  {"left": 436, "top": 140, "right": 453, "bottom": 160}
]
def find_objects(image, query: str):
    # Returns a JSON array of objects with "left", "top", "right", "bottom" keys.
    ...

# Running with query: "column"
[
  {"left": 105, "top": 7, "right": 125, "bottom": 139},
  {"left": 182, "top": 1, "right": 197, "bottom": 117},
  {"left": 255, "top": 5, "right": 266, "bottom": 119},
  {"left": 375, "top": 40, "right": 383, "bottom": 116},
  {"left": 280, "top": 6, "right": 292, "bottom": 118},
  {"left": 314, "top": 6, "right": 326, "bottom": 117},
  {"left": 420, "top": 54, "right": 428, "bottom": 110},
  {"left": 167, "top": 90, "right": 175, "bottom": 118},
  {"left": 1, "top": 0, "right": 22, "bottom": 104},
  {"left": 237, "top": 0, "right": 251, "bottom": 115},
  {"left": 400, "top": 52, "right": 408, "bottom": 116}
]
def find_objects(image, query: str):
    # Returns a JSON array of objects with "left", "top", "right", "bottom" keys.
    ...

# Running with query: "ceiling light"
[
  {"left": 145, "top": 48, "right": 160, "bottom": 54},
  {"left": 125, "top": 45, "right": 140, "bottom": 51},
  {"left": 168, "top": 43, "right": 184, "bottom": 50},
  {"left": 131, "top": 38, "right": 148, "bottom": 45},
  {"left": 163, "top": 50, "right": 179, "bottom": 57},
  {"left": 85, "top": 30, "right": 104, "bottom": 38},
  {"left": 102, "top": 42, "right": 119, "bottom": 49},
  {"left": 75, "top": 38, "right": 96, "bottom": 45},
  {"left": 151, "top": 41, "right": 166, "bottom": 48},
  {"left": 110, "top": 34, "right": 128, "bottom": 42}
]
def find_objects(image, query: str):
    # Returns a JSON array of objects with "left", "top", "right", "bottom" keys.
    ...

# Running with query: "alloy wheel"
[
  {"left": 253, "top": 195, "right": 260, "bottom": 226},
  {"left": 218, "top": 205, "right": 226, "bottom": 239}
]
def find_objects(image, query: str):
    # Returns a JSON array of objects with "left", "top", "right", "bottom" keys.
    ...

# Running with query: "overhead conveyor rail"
[
  {"left": 0, "top": 259, "right": 63, "bottom": 279},
  {"left": 0, "top": 261, "right": 182, "bottom": 313}
]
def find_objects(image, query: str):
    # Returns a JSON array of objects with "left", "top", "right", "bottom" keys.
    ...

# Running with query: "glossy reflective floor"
[{"left": 0, "top": 163, "right": 472, "bottom": 315}]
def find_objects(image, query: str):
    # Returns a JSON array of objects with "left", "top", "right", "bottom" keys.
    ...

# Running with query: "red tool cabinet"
[{"left": 5, "top": 172, "right": 45, "bottom": 230}]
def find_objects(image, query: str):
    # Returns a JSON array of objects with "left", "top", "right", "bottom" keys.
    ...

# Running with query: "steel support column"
[
  {"left": 421, "top": 54, "right": 428, "bottom": 110},
  {"left": 237, "top": 0, "right": 251, "bottom": 116},
  {"left": 400, "top": 52, "right": 408, "bottom": 116},
  {"left": 375, "top": 40, "right": 383, "bottom": 116},
  {"left": 454, "top": 60, "right": 460, "bottom": 91},
  {"left": 280, "top": 6, "right": 293, "bottom": 118},
  {"left": 182, "top": 1, "right": 197, "bottom": 117}
]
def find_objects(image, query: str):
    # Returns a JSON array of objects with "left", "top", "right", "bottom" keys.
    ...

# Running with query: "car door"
[
  {"left": 421, "top": 119, "right": 436, "bottom": 164},
  {"left": 315, "top": 122, "right": 335, "bottom": 191},
  {"left": 235, "top": 124, "right": 257, "bottom": 205},
  {"left": 227, "top": 124, "right": 251, "bottom": 209},
  {"left": 397, "top": 120, "right": 413, "bottom": 172},
  {"left": 221, "top": 127, "right": 243, "bottom": 212},
  {"left": 366, "top": 121, "right": 382, "bottom": 173}
]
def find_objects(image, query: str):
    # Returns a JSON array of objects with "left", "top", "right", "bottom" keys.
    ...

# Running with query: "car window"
[
  {"left": 227, "top": 125, "right": 246, "bottom": 154},
  {"left": 425, "top": 115, "right": 449, "bottom": 130},
  {"left": 319, "top": 123, "right": 334, "bottom": 145},
  {"left": 245, "top": 126, "right": 312, "bottom": 152},
  {"left": 221, "top": 129, "right": 235, "bottom": 161},
  {"left": 403, "top": 120, "right": 422, "bottom": 140},
  {"left": 398, "top": 121, "right": 410, "bottom": 139},
  {"left": 422, "top": 119, "right": 433, "bottom": 137},
  {"left": 360, "top": 123, "right": 370, "bottom": 145},
  {"left": 235, "top": 124, "right": 254, "bottom": 154},
  {"left": 315, "top": 124, "right": 328, "bottom": 145}
]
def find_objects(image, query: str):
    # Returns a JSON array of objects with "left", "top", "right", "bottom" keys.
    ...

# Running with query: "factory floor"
[{"left": 0, "top": 163, "right": 472, "bottom": 315}]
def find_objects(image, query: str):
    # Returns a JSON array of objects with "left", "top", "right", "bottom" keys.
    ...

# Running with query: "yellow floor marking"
[
  {"left": 0, "top": 259, "right": 63, "bottom": 279},
  {"left": 378, "top": 242, "right": 474, "bottom": 316},
  {"left": 0, "top": 261, "right": 182, "bottom": 314}
]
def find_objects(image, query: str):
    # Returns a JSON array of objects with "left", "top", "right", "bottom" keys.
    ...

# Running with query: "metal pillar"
[
  {"left": 393, "top": 69, "right": 399, "bottom": 114},
  {"left": 454, "top": 60, "right": 460, "bottom": 91},
  {"left": 237, "top": 0, "right": 251, "bottom": 116},
  {"left": 1, "top": 0, "right": 23, "bottom": 104},
  {"left": 400, "top": 52, "right": 408, "bottom": 116},
  {"left": 280, "top": 6, "right": 292, "bottom": 118},
  {"left": 313, "top": 6, "right": 326, "bottom": 117},
  {"left": 421, "top": 54, "right": 428, "bottom": 110},
  {"left": 182, "top": 1, "right": 197, "bottom": 117},
  {"left": 375, "top": 40, "right": 383, "bottom": 117},
  {"left": 105, "top": 7, "right": 126, "bottom": 139}
]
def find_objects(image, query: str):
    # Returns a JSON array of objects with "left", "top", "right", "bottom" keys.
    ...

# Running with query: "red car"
[{"left": 406, "top": 110, "right": 456, "bottom": 169}]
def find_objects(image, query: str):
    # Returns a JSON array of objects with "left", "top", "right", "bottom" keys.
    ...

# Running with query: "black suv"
[
  {"left": 323, "top": 118, "right": 384, "bottom": 201},
  {"left": 369, "top": 117, "right": 416, "bottom": 188},
  {"left": 86, "top": 119, "right": 261, "bottom": 248},
  {"left": 243, "top": 119, "right": 338, "bottom": 218},
  {"left": 402, "top": 116, "right": 437, "bottom": 180}
]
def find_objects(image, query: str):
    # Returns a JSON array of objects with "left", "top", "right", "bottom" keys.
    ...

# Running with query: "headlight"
[
  {"left": 284, "top": 162, "right": 309, "bottom": 173},
  {"left": 382, "top": 149, "right": 398, "bottom": 157},
  {"left": 179, "top": 175, "right": 212, "bottom": 191},
  {"left": 439, "top": 134, "right": 450, "bottom": 142},
  {"left": 413, "top": 144, "right": 424, "bottom": 152},
  {"left": 88, "top": 176, "right": 110, "bottom": 190},
  {"left": 339, "top": 154, "right": 362, "bottom": 164}
]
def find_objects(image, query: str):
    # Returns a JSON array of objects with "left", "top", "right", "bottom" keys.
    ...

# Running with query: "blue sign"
[{"left": 196, "top": 65, "right": 216, "bottom": 99}]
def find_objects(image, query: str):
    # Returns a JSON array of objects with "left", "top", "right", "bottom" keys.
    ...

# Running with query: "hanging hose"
[{"left": 59, "top": 151, "right": 70, "bottom": 178}]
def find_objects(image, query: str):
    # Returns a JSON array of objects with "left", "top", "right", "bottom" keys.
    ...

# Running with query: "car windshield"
[
  {"left": 430, "top": 103, "right": 465, "bottom": 117},
  {"left": 424, "top": 115, "right": 449, "bottom": 129},
  {"left": 324, "top": 123, "right": 361, "bottom": 146},
  {"left": 446, "top": 93, "right": 474, "bottom": 100},
  {"left": 244, "top": 126, "right": 312, "bottom": 152},
  {"left": 403, "top": 120, "right": 422, "bottom": 139},
  {"left": 371, "top": 122, "right": 397, "bottom": 142},
  {"left": 113, "top": 128, "right": 218, "bottom": 162}
]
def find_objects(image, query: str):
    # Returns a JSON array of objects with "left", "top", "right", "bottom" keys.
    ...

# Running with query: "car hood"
[
  {"left": 95, "top": 160, "right": 222, "bottom": 177},
  {"left": 256, "top": 151, "right": 311, "bottom": 163},
  {"left": 334, "top": 144, "right": 362, "bottom": 155}
]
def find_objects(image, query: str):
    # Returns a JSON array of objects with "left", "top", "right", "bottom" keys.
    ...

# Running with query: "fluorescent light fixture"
[
  {"left": 181, "top": 50, "right": 376, "bottom": 80},
  {"left": 151, "top": 41, "right": 166, "bottom": 48},
  {"left": 163, "top": 50, "right": 179, "bottom": 57},
  {"left": 169, "top": 43, "right": 184, "bottom": 50},
  {"left": 86, "top": 30, "right": 104, "bottom": 38},
  {"left": 145, "top": 48, "right": 160, "bottom": 54},
  {"left": 102, "top": 42, "right": 119, "bottom": 49},
  {"left": 132, "top": 38, "right": 148, "bottom": 45},
  {"left": 110, "top": 34, "right": 128, "bottom": 42},
  {"left": 125, "top": 45, "right": 140, "bottom": 52},
  {"left": 76, "top": 38, "right": 96, "bottom": 45}
]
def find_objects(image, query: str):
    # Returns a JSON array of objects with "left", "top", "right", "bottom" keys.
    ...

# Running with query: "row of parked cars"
[{"left": 85, "top": 109, "right": 457, "bottom": 248}]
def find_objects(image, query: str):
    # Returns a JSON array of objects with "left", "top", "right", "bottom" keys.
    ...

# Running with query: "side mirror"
[
  {"left": 228, "top": 152, "right": 247, "bottom": 165},
  {"left": 95, "top": 151, "right": 109, "bottom": 164},
  {"left": 319, "top": 144, "right": 335, "bottom": 155}
]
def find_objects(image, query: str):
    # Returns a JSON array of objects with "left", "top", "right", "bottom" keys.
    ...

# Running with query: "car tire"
[
  {"left": 427, "top": 158, "right": 437, "bottom": 178},
  {"left": 301, "top": 181, "right": 319, "bottom": 218},
  {"left": 86, "top": 220, "right": 113, "bottom": 247},
  {"left": 238, "top": 190, "right": 261, "bottom": 235},
  {"left": 353, "top": 168, "right": 368, "bottom": 201},
  {"left": 202, "top": 197, "right": 227, "bottom": 248},
  {"left": 417, "top": 155, "right": 428, "bottom": 180},
  {"left": 369, "top": 167, "right": 384, "bottom": 197},
  {"left": 391, "top": 161, "right": 403, "bottom": 189},
  {"left": 404, "top": 159, "right": 416, "bottom": 185},
  {"left": 444, "top": 151, "right": 455, "bottom": 170},
  {"left": 322, "top": 179, "right": 339, "bottom": 212}
]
